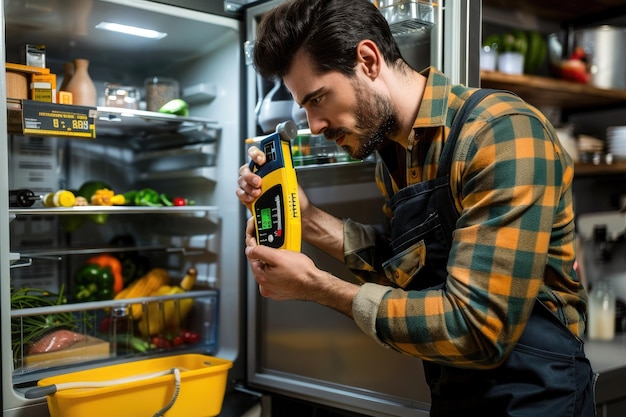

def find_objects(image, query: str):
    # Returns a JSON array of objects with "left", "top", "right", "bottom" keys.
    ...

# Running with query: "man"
[{"left": 236, "top": 0, "right": 596, "bottom": 415}]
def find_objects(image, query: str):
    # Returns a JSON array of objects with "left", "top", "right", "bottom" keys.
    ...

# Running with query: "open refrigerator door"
[{"left": 1, "top": 1, "right": 250, "bottom": 416}]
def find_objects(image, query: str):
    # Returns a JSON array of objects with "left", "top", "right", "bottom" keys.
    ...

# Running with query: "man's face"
[{"left": 284, "top": 51, "right": 400, "bottom": 160}]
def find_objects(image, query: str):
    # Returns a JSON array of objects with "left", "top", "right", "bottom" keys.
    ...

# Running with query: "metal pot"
[{"left": 574, "top": 25, "right": 626, "bottom": 90}]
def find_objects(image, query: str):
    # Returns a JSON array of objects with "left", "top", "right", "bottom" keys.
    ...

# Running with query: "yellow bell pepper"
[{"left": 90, "top": 188, "right": 126, "bottom": 206}]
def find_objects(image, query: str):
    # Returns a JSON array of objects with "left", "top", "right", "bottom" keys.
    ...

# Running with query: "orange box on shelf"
[
  {"left": 57, "top": 91, "right": 73, "bottom": 104},
  {"left": 32, "top": 73, "right": 57, "bottom": 103}
]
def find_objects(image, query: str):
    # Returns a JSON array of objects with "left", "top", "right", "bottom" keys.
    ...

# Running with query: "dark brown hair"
[{"left": 253, "top": 0, "right": 403, "bottom": 80}]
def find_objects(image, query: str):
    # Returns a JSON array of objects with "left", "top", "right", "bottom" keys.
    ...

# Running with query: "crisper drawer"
[{"left": 10, "top": 287, "right": 219, "bottom": 383}]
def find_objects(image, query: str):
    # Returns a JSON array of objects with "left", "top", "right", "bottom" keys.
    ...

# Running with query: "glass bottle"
[
  {"left": 587, "top": 280, "right": 616, "bottom": 341},
  {"left": 9, "top": 189, "right": 41, "bottom": 207}
]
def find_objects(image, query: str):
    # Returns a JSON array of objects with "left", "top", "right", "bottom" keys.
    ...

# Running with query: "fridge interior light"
[{"left": 95, "top": 22, "right": 167, "bottom": 39}]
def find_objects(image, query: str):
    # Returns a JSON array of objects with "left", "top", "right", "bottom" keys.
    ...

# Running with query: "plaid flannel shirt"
[{"left": 347, "top": 67, "right": 587, "bottom": 369}]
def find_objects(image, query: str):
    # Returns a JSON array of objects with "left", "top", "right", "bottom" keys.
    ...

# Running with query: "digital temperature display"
[
  {"left": 260, "top": 207, "right": 273, "bottom": 230},
  {"left": 21, "top": 100, "right": 96, "bottom": 138}
]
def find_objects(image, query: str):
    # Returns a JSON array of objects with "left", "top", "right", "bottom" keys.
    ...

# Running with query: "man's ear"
[{"left": 355, "top": 40, "right": 381, "bottom": 80}]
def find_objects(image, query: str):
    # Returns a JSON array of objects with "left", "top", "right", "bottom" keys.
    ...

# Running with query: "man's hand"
[
  {"left": 236, "top": 145, "right": 266, "bottom": 211},
  {"left": 236, "top": 145, "right": 311, "bottom": 215},
  {"left": 245, "top": 244, "right": 358, "bottom": 317}
]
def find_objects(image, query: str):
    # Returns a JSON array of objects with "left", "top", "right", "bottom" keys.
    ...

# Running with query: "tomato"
[
  {"left": 151, "top": 335, "right": 171, "bottom": 349},
  {"left": 172, "top": 335, "right": 184, "bottom": 347},
  {"left": 560, "top": 59, "right": 590, "bottom": 84},
  {"left": 173, "top": 197, "right": 186, "bottom": 206},
  {"left": 180, "top": 329, "right": 200, "bottom": 344}
]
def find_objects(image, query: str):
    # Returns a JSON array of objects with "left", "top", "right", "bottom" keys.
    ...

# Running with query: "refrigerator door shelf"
[{"left": 379, "top": 0, "right": 435, "bottom": 36}]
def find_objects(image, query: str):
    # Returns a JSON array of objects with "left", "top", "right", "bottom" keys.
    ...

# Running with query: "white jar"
[{"left": 587, "top": 280, "right": 616, "bottom": 341}]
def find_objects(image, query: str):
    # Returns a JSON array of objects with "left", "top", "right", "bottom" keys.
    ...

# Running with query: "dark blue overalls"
[{"left": 379, "top": 89, "right": 596, "bottom": 417}]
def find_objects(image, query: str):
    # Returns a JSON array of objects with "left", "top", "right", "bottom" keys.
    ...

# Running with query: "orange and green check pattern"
[{"left": 345, "top": 67, "right": 587, "bottom": 369}]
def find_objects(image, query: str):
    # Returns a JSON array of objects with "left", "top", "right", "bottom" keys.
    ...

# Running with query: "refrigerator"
[{"left": 0, "top": 1, "right": 480, "bottom": 416}]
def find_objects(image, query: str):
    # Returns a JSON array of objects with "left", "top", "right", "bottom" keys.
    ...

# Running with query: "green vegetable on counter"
[
  {"left": 159, "top": 193, "right": 173, "bottom": 206},
  {"left": 158, "top": 99, "right": 189, "bottom": 117},
  {"left": 73, "top": 264, "right": 115, "bottom": 302},
  {"left": 134, "top": 188, "right": 162, "bottom": 206}
]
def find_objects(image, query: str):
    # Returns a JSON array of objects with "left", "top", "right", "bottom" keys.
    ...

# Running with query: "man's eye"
[{"left": 310, "top": 96, "right": 322, "bottom": 105}]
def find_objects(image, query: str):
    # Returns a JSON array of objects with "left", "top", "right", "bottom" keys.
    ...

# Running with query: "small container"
[
  {"left": 104, "top": 84, "right": 139, "bottom": 109},
  {"left": 145, "top": 76, "right": 179, "bottom": 112},
  {"left": 587, "top": 280, "right": 616, "bottom": 341}
]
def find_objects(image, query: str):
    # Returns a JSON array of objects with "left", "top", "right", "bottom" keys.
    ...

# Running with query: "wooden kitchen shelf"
[
  {"left": 482, "top": 0, "right": 626, "bottom": 23},
  {"left": 480, "top": 71, "right": 626, "bottom": 110},
  {"left": 574, "top": 162, "right": 626, "bottom": 176}
]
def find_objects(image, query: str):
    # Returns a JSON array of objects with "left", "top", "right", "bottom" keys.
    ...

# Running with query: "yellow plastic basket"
[{"left": 36, "top": 354, "right": 232, "bottom": 417}]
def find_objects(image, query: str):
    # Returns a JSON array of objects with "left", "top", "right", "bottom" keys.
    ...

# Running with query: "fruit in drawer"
[
  {"left": 113, "top": 268, "right": 171, "bottom": 319},
  {"left": 137, "top": 267, "right": 198, "bottom": 337}
]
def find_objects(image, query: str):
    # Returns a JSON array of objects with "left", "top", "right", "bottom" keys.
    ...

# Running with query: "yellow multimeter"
[{"left": 249, "top": 121, "right": 301, "bottom": 251}]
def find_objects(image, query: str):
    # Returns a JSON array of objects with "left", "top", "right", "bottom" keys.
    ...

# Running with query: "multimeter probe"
[{"left": 248, "top": 121, "right": 301, "bottom": 252}]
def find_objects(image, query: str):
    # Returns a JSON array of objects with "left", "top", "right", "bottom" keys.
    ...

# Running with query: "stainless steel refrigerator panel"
[{"left": 247, "top": 164, "right": 431, "bottom": 416}]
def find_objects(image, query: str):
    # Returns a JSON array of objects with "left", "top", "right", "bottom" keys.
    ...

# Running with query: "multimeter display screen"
[{"left": 260, "top": 207, "right": 273, "bottom": 230}]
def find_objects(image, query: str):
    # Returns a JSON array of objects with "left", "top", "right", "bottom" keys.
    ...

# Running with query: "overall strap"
[
  {"left": 436, "top": 88, "right": 499, "bottom": 178},
  {"left": 380, "top": 88, "right": 501, "bottom": 198}
]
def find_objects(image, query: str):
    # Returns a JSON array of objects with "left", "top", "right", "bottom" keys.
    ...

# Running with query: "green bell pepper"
[
  {"left": 134, "top": 188, "right": 162, "bottom": 206},
  {"left": 73, "top": 264, "right": 115, "bottom": 302}
]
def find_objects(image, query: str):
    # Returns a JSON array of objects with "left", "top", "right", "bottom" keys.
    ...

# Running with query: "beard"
[{"left": 323, "top": 78, "right": 400, "bottom": 160}]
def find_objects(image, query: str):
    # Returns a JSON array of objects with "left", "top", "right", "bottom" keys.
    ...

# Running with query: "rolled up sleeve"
[{"left": 352, "top": 283, "right": 392, "bottom": 347}]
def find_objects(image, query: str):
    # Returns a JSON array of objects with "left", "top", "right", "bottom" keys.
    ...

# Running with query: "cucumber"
[{"left": 158, "top": 98, "right": 189, "bottom": 116}]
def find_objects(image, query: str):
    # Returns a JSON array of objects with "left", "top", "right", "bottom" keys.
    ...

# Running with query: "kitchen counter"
[
  {"left": 585, "top": 333, "right": 626, "bottom": 413},
  {"left": 586, "top": 333, "right": 626, "bottom": 374}
]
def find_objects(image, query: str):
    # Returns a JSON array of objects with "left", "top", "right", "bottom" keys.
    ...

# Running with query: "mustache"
[{"left": 323, "top": 127, "right": 350, "bottom": 141}]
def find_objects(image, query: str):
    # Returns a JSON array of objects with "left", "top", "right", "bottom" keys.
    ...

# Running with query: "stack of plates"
[
  {"left": 578, "top": 134, "right": 604, "bottom": 154},
  {"left": 607, "top": 126, "right": 626, "bottom": 160}
]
